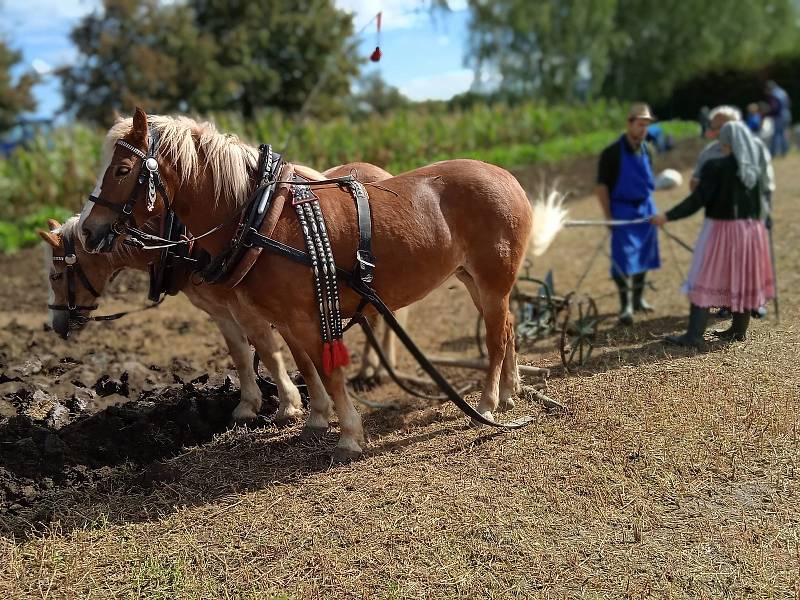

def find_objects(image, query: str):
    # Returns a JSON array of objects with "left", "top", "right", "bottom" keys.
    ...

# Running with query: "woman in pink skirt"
[{"left": 651, "top": 121, "right": 774, "bottom": 347}]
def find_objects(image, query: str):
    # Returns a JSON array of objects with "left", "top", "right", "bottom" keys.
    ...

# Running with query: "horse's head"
[
  {"left": 80, "top": 107, "right": 176, "bottom": 252},
  {"left": 41, "top": 217, "right": 119, "bottom": 338}
]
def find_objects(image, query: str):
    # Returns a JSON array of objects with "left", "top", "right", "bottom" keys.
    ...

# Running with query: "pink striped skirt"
[{"left": 682, "top": 218, "right": 774, "bottom": 312}]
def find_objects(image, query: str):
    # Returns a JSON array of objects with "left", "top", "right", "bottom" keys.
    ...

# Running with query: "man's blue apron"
[{"left": 610, "top": 136, "right": 660, "bottom": 276}]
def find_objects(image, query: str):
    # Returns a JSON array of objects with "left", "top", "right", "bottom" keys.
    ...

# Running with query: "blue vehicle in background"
[{"left": 0, "top": 118, "right": 53, "bottom": 158}]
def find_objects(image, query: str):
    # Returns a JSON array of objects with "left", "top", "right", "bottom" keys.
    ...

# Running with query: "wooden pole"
[{"left": 427, "top": 356, "right": 549, "bottom": 377}]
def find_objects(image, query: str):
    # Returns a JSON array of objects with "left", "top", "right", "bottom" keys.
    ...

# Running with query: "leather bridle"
[
  {"left": 87, "top": 128, "right": 170, "bottom": 251},
  {"left": 47, "top": 232, "right": 100, "bottom": 316}
]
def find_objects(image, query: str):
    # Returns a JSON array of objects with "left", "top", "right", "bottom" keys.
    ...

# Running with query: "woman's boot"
[
  {"left": 665, "top": 304, "right": 709, "bottom": 347},
  {"left": 713, "top": 311, "right": 750, "bottom": 341}
]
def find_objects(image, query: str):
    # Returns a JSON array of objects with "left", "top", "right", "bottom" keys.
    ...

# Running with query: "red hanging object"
[
  {"left": 333, "top": 340, "right": 351, "bottom": 369},
  {"left": 370, "top": 12, "right": 382, "bottom": 62}
]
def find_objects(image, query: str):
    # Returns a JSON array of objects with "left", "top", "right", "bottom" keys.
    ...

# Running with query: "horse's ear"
[
  {"left": 132, "top": 107, "right": 148, "bottom": 145},
  {"left": 38, "top": 230, "right": 61, "bottom": 248},
  {"left": 47, "top": 218, "right": 61, "bottom": 231}
]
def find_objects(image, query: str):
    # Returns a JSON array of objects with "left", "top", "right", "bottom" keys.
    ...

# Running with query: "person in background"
[
  {"left": 650, "top": 121, "right": 774, "bottom": 346},
  {"left": 745, "top": 102, "right": 762, "bottom": 134},
  {"left": 698, "top": 106, "right": 711, "bottom": 137},
  {"left": 765, "top": 80, "right": 791, "bottom": 157},
  {"left": 596, "top": 103, "right": 661, "bottom": 325},
  {"left": 646, "top": 123, "right": 674, "bottom": 153},
  {"left": 689, "top": 105, "right": 775, "bottom": 319}
]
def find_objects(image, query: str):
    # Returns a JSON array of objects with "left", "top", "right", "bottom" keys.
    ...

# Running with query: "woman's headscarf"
[{"left": 718, "top": 120, "right": 760, "bottom": 189}]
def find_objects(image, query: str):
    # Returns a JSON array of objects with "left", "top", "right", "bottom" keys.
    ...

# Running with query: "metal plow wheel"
[{"left": 559, "top": 294, "right": 599, "bottom": 372}]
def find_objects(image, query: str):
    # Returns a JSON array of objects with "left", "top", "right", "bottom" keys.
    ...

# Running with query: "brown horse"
[
  {"left": 44, "top": 162, "right": 402, "bottom": 426},
  {"left": 80, "top": 109, "right": 563, "bottom": 462}
]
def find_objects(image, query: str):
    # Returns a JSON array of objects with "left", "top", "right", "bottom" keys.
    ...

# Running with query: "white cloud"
[
  {"left": 400, "top": 68, "right": 474, "bottom": 101},
  {"left": 2, "top": 0, "right": 99, "bottom": 32}
]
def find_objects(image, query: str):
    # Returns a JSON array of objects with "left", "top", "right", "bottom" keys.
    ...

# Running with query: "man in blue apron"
[{"left": 596, "top": 103, "right": 661, "bottom": 325}]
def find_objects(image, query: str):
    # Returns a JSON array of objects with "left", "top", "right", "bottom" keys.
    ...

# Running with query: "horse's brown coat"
[{"left": 80, "top": 109, "right": 538, "bottom": 460}]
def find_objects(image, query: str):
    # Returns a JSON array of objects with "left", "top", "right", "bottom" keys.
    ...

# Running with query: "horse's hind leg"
[
  {"left": 475, "top": 291, "right": 513, "bottom": 419},
  {"left": 457, "top": 267, "right": 512, "bottom": 420},
  {"left": 498, "top": 318, "right": 521, "bottom": 411}
]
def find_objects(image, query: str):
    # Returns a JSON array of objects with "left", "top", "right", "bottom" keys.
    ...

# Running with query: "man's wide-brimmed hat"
[{"left": 628, "top": 102, "right": 655, "bottom": 121}]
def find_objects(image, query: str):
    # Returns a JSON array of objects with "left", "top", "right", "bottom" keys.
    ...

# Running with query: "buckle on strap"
[{"left": 355, "top": 249, "right": 375, "bottom": 284}]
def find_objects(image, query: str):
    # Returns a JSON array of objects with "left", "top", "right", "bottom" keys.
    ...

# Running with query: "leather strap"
[
  {"left": 244, "top": 229, "right": 534, "bottom": 430},
  {"left": 349, "top": 180, "right": 375, "bottom": 286}
]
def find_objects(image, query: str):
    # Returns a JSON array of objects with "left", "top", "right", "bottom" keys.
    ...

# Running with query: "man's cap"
[{"left": 628, "top": 102, "right": 655, "bottom": 121}]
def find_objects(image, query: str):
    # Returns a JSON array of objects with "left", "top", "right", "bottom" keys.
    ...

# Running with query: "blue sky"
[{"left": 1, "top": 0, "right": 474, "bottom": 119}]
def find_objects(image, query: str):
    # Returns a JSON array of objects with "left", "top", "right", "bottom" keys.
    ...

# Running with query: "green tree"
[
  {"left": 189, "top": 0, "right": 360, "bottom": 118},
  {"left": 604, "top": 0, "right": 798, "bottom": 102},
  {"left": 349, "top": 72, "right": 410, "bottom": 116},
  {"left": 58, "top": 0, "right": 219, "bottom": 124},
  {"left": 465, "top": 0, "right": 618, "bottom": 101},
  {"left": 0, "top": 39, "right": 38, "bottom": 133},
  {"left": 463, "top": 0, "right": 799, "bottom": 105}
]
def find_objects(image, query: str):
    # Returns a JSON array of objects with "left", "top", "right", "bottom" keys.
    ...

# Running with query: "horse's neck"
[{"left": 171, "top": 161, "right": 264, "bottom": 256}]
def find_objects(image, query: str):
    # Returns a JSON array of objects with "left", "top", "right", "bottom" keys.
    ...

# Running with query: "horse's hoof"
[
  {"left": 469, "top": 411, "right": 494, "bottom": 428},
  {"left": 331, "top": 447, "right": 362, "bottom": 464},
  {"left": 274, "top": 407, "right": 304, "bottom": 428},
  {"left": 298, "top": 425, "right": 328, "bottom": 443},
  {"left": 229, "top": 412, "right": 258, "bottom": 428},
  {"left": 497, "top": 397, "right": 516, "bottom": 412}
]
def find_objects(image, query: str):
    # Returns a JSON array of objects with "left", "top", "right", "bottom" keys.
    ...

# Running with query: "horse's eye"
[
  {"left": 115, "top": 166, "right": 131, "bottom": 177},
  {"left": 49, "top": 272, "right": 63, "bottom": 281}
]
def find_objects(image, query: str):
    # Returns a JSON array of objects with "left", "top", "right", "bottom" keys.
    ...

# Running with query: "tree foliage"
[
  {"left": 349, "top": 72, "right": 410, "bottom": 117},
  {"left": 0, "top": 39, "right": 38, "bottom": 133},
  {"left": 466, "top": 0, "right": 617, "bottom": 101},
  {"left": 58, "top": 0, "right": 360, "bottom": 124},
  {"left": 58, "top": 0, "right": 218, "bottom": 124},
  {"left": 464, "top": 0, "right": 799, "bottom": 104},
  {"left": 191, "top": 0, "right": 359, "bottom": 118}
]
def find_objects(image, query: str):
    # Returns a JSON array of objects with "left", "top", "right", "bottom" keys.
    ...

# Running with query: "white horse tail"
[{"left": 528, "top": 188, "right": 567, "bottom": 256}]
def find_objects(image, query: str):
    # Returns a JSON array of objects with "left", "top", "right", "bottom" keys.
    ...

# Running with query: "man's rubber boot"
[
  {"left": 713, "top": 311, "right": 750, "bottom": 341},
  {"left": 665, "top": 304, "right": 709, "bottom": 347},
  {"left": 632, "top": 272, "right": 653, "bottom": 313},
  {"left": 613, "top": 275, "right": 633, "bottom": 325}
]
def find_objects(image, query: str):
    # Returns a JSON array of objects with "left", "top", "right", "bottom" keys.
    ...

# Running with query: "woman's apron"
[{"left": 610, "top": 137, "right": 661, "bottom": 276}]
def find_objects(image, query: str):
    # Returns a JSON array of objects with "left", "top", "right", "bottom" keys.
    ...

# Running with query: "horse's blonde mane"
[
  {"left": 58, "top": 215, "right": 83, "bottom": 241},
  {"left": 106, "top": 115, "right": 258, "bottom": 205}
]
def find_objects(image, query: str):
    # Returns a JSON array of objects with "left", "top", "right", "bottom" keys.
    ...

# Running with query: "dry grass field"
[{"left": 0, "top": 147, "right": 798, "bottom": 598}]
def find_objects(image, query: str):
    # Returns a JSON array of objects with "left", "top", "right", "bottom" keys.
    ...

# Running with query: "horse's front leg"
[
  {"left": 221, "top": 300, "right": 305, "bottom": 424},
  {"left": 209, "top": 314, "right": 263, "bottom": 423},
  {"left": 289, "top": 322, "right": 364, "bottom": 462},
  {"left": 278, "top": 327, "right": 334, "bottom": 437}
]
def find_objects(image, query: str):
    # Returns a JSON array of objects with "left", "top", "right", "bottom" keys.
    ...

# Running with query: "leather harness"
[{"left": 84, "top": 135, "right": 534, "bottom": 430}]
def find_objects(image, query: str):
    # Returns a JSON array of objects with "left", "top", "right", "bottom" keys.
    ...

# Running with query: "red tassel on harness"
[
  {"left": 370, "top": 47, "right": 382, "bottom": 62},
  {"left": 333, "top": 339, "right": 350, "bottom": 368},
  {"left": 322, "top": 341, "right": 333, "bottom": 376}
]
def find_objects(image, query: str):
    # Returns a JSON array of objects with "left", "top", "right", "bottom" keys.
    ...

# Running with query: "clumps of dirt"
[{"left": 0, "top": 357, "right": 280, "bottom": 521}]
